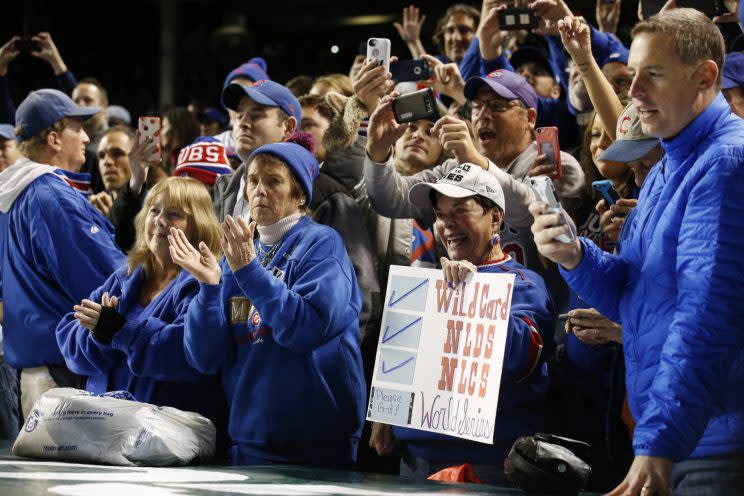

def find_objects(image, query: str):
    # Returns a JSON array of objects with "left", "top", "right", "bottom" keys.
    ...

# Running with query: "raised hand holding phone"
[
  {"left": 129, "top": 117, "right": 162, "bottom": 195},
  {"left": 529, "top": 175, "right": 575, "bottom": 243}
]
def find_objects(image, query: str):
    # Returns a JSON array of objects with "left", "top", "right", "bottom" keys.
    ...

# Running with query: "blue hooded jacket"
[
  {"left": 561, "top": 93, "right": 744, "bottom": 460},
  {"left": 0, "top": 159, "right": 124, "bottom": 368}
]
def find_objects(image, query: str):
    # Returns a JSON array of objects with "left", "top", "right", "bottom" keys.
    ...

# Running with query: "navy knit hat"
[
  {"left": 222, "top": 57, "right": 269, "bottom": 90},
  {"left": 247, "top": 132, "right": 318, "bottom": 203}
]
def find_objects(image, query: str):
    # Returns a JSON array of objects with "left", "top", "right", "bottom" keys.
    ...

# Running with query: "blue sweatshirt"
[
  {"left": 55, "top": 265, "right": 228, "bottom": 437},
  {"left": 561, "top": 93, "right": 744, "bottom": 460},
  {"left": 394, "top": 255, "right": 555, "bottom": 464},
  {"left": 183, "top": 215, "right": 366, "bottom": 467},
  {"left": 0, "top": 159, "right": 124, "bottom": 368}
]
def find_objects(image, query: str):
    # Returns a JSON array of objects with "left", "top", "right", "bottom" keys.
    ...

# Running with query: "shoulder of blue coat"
[
  {"left": 479, "top": 258, "right": 547, "bottom": 290},
  {"left": 288, "top": 217, "right": 346, "bottom": 253}
]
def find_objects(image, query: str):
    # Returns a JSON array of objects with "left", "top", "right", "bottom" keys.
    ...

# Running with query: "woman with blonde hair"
[{"left": 56, "top": 177, "right": 229, "bottom": 449}]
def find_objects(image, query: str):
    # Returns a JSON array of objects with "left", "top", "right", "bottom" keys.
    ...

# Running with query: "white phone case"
[
  {"left": 529, "top": 175, "right": 577, "bottom": 244},
  {"left": 367, "top": 38, "right": 391, "bottom": 73},
  {"left": 138, "top": 116, "right": 161, "bottom": 145}
]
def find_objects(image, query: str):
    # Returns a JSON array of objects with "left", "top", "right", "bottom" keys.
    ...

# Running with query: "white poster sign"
[{"left": 366, "top": 265, "right": 515, "bottom": 444}]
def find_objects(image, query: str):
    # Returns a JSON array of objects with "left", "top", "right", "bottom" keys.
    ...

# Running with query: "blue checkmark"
[
  {"left": 382, "top": 316, "right": 422, "bottom": 345},
  {"left": 382, "top": 356, "right": 414, "bottom": 374},
  {"left": 377, "top": 348, "right": 417, "bottom": 385}
]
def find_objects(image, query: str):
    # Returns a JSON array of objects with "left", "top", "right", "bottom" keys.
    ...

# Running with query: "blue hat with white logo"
[
  {"left": 221, "top": 80, "right": 301, "bottom": 122},
  {"left": 15, "top": 89, "right": 99, "bottom": 142}
]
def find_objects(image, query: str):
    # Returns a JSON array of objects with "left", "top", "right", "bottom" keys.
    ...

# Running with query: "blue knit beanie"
[{"left": 247, "top": 132, "right": 318, "bottom": 203}]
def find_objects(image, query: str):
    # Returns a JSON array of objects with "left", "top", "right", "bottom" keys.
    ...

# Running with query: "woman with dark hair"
[
  {"left": 162, "top": 107, "right": 200, "bottom": 173},
  {"left": 370, "top": 164, "right": 554, "bottom": 485}
]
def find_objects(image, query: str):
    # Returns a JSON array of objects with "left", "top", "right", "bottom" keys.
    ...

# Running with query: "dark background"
[{"left": 0, "top": 1, "right": 657, "bottom": 118}]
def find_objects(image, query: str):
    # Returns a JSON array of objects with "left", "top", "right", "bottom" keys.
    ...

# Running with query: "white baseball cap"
[{"left": 408, "top": 163, "right": 506, "bottom": 214}]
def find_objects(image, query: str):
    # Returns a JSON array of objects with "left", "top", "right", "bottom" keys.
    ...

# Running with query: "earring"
[
  {"left": 491, "top": 233, "right": 500, "bottom": 246},
  {"left": 299, "top": 198, "right": 305, "bottom": 206}
]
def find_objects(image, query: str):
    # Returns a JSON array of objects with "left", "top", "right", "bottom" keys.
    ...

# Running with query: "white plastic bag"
[{"left": 12, "top": 388, "right": 215, "bottom": 466}]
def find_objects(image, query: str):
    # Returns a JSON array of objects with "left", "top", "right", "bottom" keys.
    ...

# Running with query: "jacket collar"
[
  {"left": 660, "top": 92, "right": 730, "bottom": 170},
  {"left": 115, "top": 265, "right": 191, "bottom": 312}
]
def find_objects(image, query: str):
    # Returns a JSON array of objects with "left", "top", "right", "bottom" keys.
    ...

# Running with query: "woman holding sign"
[
  {"left": 170, "top": 134, "right": 366, "bottom": 468},
  {"left": 370, "top": 164, "right": 555, "bottom": 484}
]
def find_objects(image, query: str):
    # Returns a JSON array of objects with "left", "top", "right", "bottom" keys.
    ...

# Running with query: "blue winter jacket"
[
  {"left": 56, "top": 265, "right": 228, "bottom": 433},
  {"left": 183, "top": 216, "right": 367, "bottom": 467},
  {"left": 395, "top": 256, "right": 555, "bottom": 464},
  {"left": 0, "top": 161, "right": 124, "bottom": 368},
  {"left": 561, "top": 93, "right": 744, "bottom": 460}
]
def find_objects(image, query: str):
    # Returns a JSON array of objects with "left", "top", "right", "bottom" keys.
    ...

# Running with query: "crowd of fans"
[{"left": 1, "top": 0, "right": 744, "bottom": 494}]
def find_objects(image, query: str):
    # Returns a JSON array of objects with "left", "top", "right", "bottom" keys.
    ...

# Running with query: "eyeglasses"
[{"left": 470, "top": 99, "right": 523, "bottom": 114}]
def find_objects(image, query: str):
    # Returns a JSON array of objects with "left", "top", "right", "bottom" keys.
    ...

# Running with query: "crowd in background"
[{"left": 1, "top": 0, "right": 744, "bottom": 494}]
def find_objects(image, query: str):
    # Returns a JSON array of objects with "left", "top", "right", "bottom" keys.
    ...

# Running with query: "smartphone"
[
  {"left": 392, "top": 88, "right": 440, "bottom": 124},
  {"left": 642, "top": 0, "right": 725, "bottom": 19},
  {"left": 498, "top": 8, "right": 539, "bottom": 31},
  {"left": 14, "top": 39, "right": 42, "bottom": 53},
  {"left": 529, "top": 175, "right": 577, "bottom": 244},
  {"left": 536, "top": 127, "right": 562, "bottom": 180},
  {"left": 390, "top": 59, "right": 430, "bottom": 83},
  {"left": 592, "top": 179, "right": 621, "bottom": 209},
  {"left": 367, "top": 38, "right": 391, "bottom": 73},
  {"left": 137, "top": 116, "right": 161, "bottom": 156}
]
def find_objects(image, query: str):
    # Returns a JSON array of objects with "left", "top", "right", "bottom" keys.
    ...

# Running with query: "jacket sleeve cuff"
[
  {"left": 232, "top": 258, "right": 269, "bottom": 298},
  {"left": 110, "top": 320, "right": 139, "bottom": 352},
  {"left": 196, "top": 281, "right": 223, "bottom": 306},
  {"left": 558, "top": 238, "right": 594, "bottom": 281}
]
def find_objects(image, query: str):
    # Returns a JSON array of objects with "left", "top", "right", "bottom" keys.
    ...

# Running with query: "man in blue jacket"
[
  {"left": 0, "top": 89, "right": 124, "bottom": 418},
  {"left": 530, "top": 9, "right": 744, "bottom": 496}
]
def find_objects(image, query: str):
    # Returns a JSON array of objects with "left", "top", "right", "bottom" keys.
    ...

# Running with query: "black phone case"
[
  {"left": 390, "top": 60, "right": 430, "bottom": 83},
  {"left": 392, "top": 88, "right": 439, "bottom": 124},
  {"left": 498, "top": 8, "right": 539, "bottom": 30}
]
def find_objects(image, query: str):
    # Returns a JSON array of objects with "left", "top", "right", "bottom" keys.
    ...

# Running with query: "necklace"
[{"left": 257, "top": 242, "right": 281, "bottom": 268}]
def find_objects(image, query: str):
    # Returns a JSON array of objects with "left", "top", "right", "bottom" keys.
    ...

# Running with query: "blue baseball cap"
[
  {"left": 600, "top": 49, "right": 629, "bottom": 67},
  {"left": 222, "top": 80, "right": 302, "bottom": 122},
  {"left": 464, "top": 70, "right": 538, "bottom": 111},
  {"left": 15, "top": 89, "right": 100, "bottom": 142},
  {"left": 222, "top": 57, "right": 269, "bottom": 90},
  {"left": 722, "top": 52, "right": 744, "bottom": 90},
  {"left": 0, "top": 124, "right": 14, "bottom": 140}
]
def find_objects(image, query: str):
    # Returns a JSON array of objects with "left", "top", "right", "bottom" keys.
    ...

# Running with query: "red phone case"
[
  {"left": 536, "top": 127, "right": 562, "bottom": 179},
  {"left": 137, "top": 116, "right": 162, "bottom": 156}
]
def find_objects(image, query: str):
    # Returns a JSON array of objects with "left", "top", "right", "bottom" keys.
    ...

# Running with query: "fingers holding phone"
[
  {"left": 565, "top": 308, "right": 622, "bottom": 345},
  {"left": 431, "top": 114, "right": 487, "bottom": 168},
  {"left": 352, "top": 56, "right": 393, "bottom": 114},
  {"left": 366, "top": 93, "right": 406, "bottom": 163}
]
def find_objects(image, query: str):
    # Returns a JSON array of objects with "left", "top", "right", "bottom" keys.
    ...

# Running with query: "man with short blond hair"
[
  {"left": 0, "top": 89, "right": 124, "bottom": 418},
  {"left": 531, "top": 9, "right": 744, "bottom": 495}
]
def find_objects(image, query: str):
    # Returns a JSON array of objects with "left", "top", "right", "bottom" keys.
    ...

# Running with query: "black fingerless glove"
[{"left": 91, "top": 306, "right": 127, "bottom": 344}]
